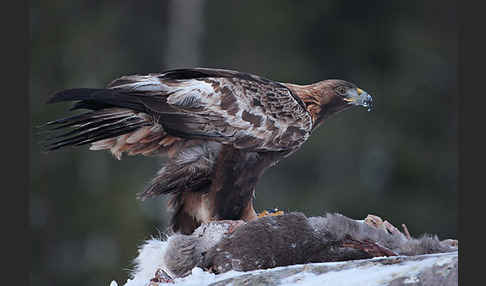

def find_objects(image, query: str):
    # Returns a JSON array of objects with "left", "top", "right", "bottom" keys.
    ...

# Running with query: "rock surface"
[{"left": 206, "top": 251, "right": 458, "bottom": 286}]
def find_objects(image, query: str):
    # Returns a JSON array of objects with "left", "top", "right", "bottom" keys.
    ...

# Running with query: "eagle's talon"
[{"left": 257, "top": 209, "right": 285, "bottom": 218}]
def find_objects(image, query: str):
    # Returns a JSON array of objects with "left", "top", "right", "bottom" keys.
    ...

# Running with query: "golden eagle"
[{"left": 41, "top": 68, "right": 372, "bottom": 234}]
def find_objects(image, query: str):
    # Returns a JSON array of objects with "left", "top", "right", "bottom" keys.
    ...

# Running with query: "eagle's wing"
[{"left": 41, "top": 68, "right": 312, "bottom": 158}]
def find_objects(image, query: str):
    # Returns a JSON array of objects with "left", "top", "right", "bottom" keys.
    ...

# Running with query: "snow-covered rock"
[
  {"left": 113, "top": 251, "right": 457, "bottom": 286},
  {"left": 110, "top": 212, "right": 458, "bottom": 286}
]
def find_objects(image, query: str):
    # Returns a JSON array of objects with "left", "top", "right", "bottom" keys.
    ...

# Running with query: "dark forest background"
[{"left": 30, "top": 1, "right": 457, "bottom": 285}]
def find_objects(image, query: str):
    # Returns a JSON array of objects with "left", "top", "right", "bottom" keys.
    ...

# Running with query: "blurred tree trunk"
[{"left": 165, "top": 0, "right": 205, "bottom": 69}]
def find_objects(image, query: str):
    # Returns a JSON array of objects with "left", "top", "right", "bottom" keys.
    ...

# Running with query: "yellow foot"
[{"left": 257, "top": 208, "right": 285, "bottom": 218}]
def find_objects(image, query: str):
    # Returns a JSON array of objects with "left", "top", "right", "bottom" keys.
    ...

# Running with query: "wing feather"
[
  {"left": 154, "top": 75, "right": 312, "bottom": 150},
  {"left": 42, "top": 68, "right": 312, "bottom": 159}
]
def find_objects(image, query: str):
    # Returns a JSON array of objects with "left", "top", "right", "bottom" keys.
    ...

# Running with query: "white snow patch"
[
  {"left": 112, "top": 236, "right": 252, "bottom": 286},
  {"left": 279, "top": 253, "right": 456, "bottom": 286},
  {"left": 167, "top": 261, "right": 349, "bottom": 285},
  {"left": 121, "top": 238, "right": 170, "bottom": 286},
  {"left": 168, "top": 267, "right": 247, "bottom": 286},
  {"left": 435, "top": 254, "right": 455, "bottom": 267}
]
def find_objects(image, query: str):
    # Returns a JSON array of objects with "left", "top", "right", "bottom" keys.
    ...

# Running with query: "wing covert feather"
[{"left": 118, "top": 70, "right": 313, "bottom": 151}]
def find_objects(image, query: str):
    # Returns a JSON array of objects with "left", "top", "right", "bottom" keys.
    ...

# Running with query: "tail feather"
[
  {"left": 41, "top": 112, "right": 152, "bottom": 151},
  {"left": 46, "top": 88, "right": 106, "bottom": 104},
  {"left": 48, "top": 88, "right": 151, "bottom": 112},
  {"left": 40, "top": 96, "right": 180, "bottom": 159},
  {"left": 49, "top": 115, "right": 133, "bottom": 139},
  {"left": 40, "top": 86, "right": 166, "bottom": 153}
]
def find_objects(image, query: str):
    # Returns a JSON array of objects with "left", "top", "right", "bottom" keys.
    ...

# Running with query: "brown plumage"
[{"left": 41, "top": 67, "right": 373, "bottom": 234}]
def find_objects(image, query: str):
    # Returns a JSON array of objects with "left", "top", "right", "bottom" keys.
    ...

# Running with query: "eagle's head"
[
  {"left": 316, "top": 79, "right": 373, "bottom": 122},
  {"left": 284, "top": 79, "right": 373, "bottom": 129}
]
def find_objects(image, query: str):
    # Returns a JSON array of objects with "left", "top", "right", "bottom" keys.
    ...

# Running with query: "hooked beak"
[{"left": 343, "top": 88, "right": 373, "bottom": 111}]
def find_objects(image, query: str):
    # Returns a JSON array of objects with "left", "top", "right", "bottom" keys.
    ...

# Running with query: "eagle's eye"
[{"left": 335, "top": 86, "right": 348, "bottom": 96}]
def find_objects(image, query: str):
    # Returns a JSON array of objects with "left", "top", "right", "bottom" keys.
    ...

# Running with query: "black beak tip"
[{"left": 365, "top": 95, "right": 373, "bottom": 111}]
